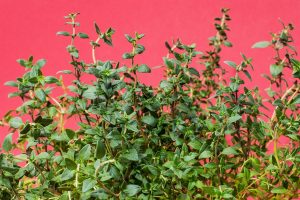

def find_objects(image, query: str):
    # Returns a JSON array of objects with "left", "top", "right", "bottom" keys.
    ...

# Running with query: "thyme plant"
[{"left": 0, "top": 9, "right": 299, "bottom": 200}]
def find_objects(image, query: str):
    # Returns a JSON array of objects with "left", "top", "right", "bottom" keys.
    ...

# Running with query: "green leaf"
[
  {"left": 188, "top": 67, "right": 200, "bottom": 77},
  {"left": 82, "top": 178, "right": 97, "bottom": 193},
  {"left": 17, "top": 59, "right": 27, "bottom": 67},
  {"left": 0, "top": 177, "right": 11, "bottom": 188},
  {"left": 224, "top": 61, "right": 237, "bottom": 68},
  {"left": 78, "top": 32, "right": 89, "bottom": 39},
  {"left": 125, "top": 34, "right": 134, "bottom": 43},
  {"left": 135, "top": 44, "right": 145, "bottom": 54},
  {"left": 78, "top": 144, "right": 91, "bottom": 161},
  {"left": 9, "top": 117, "right": 23, "bottom": 129},
  {"left": 4, "top": 81, "right": 18, "bottom": 87},
  {"left": 36, "top": 152, "right": 50, "bottom": 160},
  {"left": 199, "top": 150, "right": 212, "bottom": 159},
  {"left": 94, "top": 22, "right": 101, "bottom": 35},
  {"left": 60, "top": 169, "right": 74, "bottom": 182},
  {"left": 293, "top": 71, "right": 300, "bottom": 79},
  {"left": 35, "top": 116, "right": 53, "bottom": 126},
  {"left": 160, "top": 80, "right": 172, "bottom": 92},
  {"left": 291, "top": 58, "right": 300, "bottom": 78},
  {"left": 221, "top": 147, "right": 239, "bottom": 155},
  {"left": 65, "top": 158, "right": 77, "bottom": 170},
  {"left": 224, "top": 41, "right": 233, "bottom": 47},
  {"left": 188, "top": 140, "right": 202, "bottom": 150},
  {"left": 65, "top": 129, "right": 76, "bottom": 139},
  {"left": 123, "top": 149, "right": 139, "bottom": 161},
  {"left": 20, "top": 124, "right": 31, "bottom": 134},
  {"left": 127, "top": 121, "right": 139, "bottom": 132},
  {"left": 95, "top": 139, "right": 106, "bottom": 159},
  {"left": 136, "top": 33, "right": 145, "bottom": 39},
  {"left": 242, "top": 70, "right": 252, "bottom": 81},
  {"left": 228, "top": 115, "right": 242, "bottom": 124},
  {"left": 287, "top": 134, "right": 299, "bottom": 141},
  {"left": 2, "top": 133, "right": 13, "bottom": 152},
  {"left": 103, "top": 35, "right": 113, "bottom": 46},
  {"left": 45, "top": 76, "right": 59, "bottom": 84},
  {"left": 57, "top": 31, "right": 70, "bottom": 36},
  {"left": 66, "top": 45, "right": 79, "bottom": 58},
  {"left": 35, "top": 88, "right": 46, "bottom": 102},
  {"left": 251, "top": 41, "right": 271, "bottom": 48},
  {"left": 83, "top": 86, "right": 97, "bottom": 100},
  {"left": 36, "top": 59, "right": 46, "bottom": 68},
  {"left": 204, "top": 162, "right": 217, "bottom": 169},
  {"left": 270, "top": 64, "right": 283, "bottom": 76},
  {"left": 57, "top": 70, "right": 72, "bottom": 74},
  {"left": 292, "top": 94, "right": 300, "bottom": 105},
  {"left": 141, "top": 115, "right": 157, "bottom": 127},
  {"left": 122, "top": 53, "right": 134, "bottom": 59},
  {"left": 137, "top": 64, "right": 151, "bottom": 73},
  {"left": 271, "top": 187, "right": 288, "bottom": 194},
  {"left": 124, "top": 184, "right": 141, "bottom": 196}
]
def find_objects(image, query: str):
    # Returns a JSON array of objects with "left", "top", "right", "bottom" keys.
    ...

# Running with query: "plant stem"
[
  {"left": 92, "top": 36, "right": 101, "bottom": 64},
  {"left": 75, "top": 164, "right": 80, "bottom": 188}
]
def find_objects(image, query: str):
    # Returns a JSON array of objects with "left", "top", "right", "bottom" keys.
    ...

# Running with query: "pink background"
[{"left": 0, "top": 0, "right": 300, "bottom": 142}]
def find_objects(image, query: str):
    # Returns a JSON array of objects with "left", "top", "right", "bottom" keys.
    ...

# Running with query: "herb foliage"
[{"left": 0, "top": 9, "right": 300, "bottom": 200}]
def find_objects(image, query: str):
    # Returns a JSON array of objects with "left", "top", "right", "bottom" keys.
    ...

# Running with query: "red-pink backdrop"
[{"left": 0, "top": 0, "right": 300, "bottom": 143}]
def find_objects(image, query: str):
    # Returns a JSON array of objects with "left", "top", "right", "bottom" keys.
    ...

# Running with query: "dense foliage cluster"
[{"left": 0, "top": 9, "right": 299, "bottom": 199}]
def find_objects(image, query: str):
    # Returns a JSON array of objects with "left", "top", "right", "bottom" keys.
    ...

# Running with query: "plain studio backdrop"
[{"left": 0, "top": 0, "right": 299, "bottom": 148}]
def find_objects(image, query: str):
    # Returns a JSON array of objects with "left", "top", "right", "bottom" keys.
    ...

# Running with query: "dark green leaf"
[
  {"left": 35, "top": 116, "right": 53, "bottom": 126},
  {"left": 95, "top": 139, "right": 106, "bottom": 159},
  {"left": 45, "top": 76, "right": 59, "bottom": 84},
  {"left": 135, "top": 44, "right": 145, "bottom": 54},
  {"left": 65, "top": 129, "right": 75, "bottom": 139},
  {"left": 242, "top": 70, "right": 252, "bottom": 81},
  {"left": 122, "top": 53, "right": 134, "bottom": 59},
  {"left": 94, "top": 22, "right": 101, "bottom": 35},
  {"left": 188, "top": 67, "right": 200, "bottom": 77},
  {"left": 65, "top": 158, "right": 77, "bottom": 170},
  {"left": 141, "top": 115, "right": 157, "bottom": 126},
  {"left": 57, "top": 31, "right": 70, "bottom": 36},
  {"left": 17, "top": 59, "right": 26, "bottom": 67},
  {"left": 78, "top": 32, "right": 89, "bottom": 39}
]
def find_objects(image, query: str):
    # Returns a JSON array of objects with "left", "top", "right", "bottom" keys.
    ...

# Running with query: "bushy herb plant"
[{"left": 0, "top": 9, "right": 299, "bottom": 200}]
